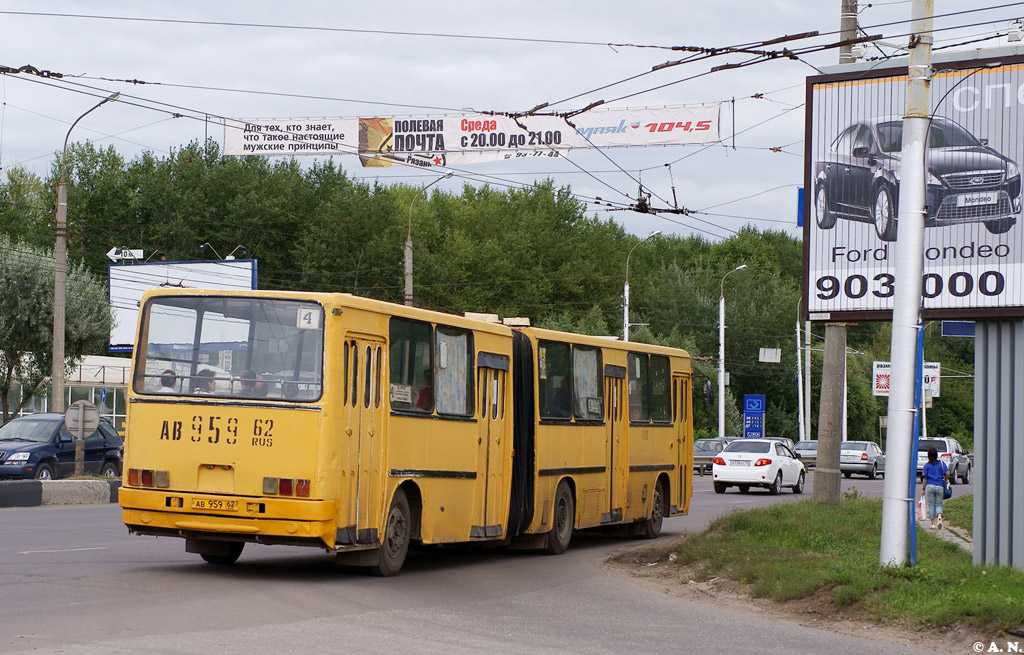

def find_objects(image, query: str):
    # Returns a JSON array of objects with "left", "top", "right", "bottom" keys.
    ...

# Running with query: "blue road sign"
[{"left": 743, "top": 394, "right": 766, "bottom": 414}]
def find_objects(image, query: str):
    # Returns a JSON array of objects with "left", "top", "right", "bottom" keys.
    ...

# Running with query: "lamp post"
[
  {"left": 52, "top": 91, "right": 119, "bottom": 414},
  {"left": 622, "top": 230, "right": 661, "bottom": 342},
  {"left": 718, "top": 264, "right": 747, "bottom": 439},
  {"left": 404, "top": 171, "right": 454, "bottom": 306}
]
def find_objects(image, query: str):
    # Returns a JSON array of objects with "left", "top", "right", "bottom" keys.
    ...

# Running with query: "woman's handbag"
[{"left": 943, "top": 480, "right": 953, "bottom": 500}]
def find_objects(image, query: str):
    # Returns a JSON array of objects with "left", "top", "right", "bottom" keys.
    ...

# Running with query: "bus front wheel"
[
  {"left": 373, "top": 489, "right": 411, "bottom": 577},
  {"left": 545, "top": 481, "right": 574, "bottom": 555}
]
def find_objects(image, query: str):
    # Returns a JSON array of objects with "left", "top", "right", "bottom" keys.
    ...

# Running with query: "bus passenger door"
[
  {"left": 345, "top": 337, "right": 386, "bottom": 545},
  {"left": 474, "top": 355, "right": 508, "bottom": 538},
  {"left": 604, "top": 365, "right": 626, "bottom": 523},
  {"left": 673, "top": 374, "right": 692, "bottom": 514}
]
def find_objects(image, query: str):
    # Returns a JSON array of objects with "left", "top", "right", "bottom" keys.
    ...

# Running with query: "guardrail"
[{"left": 0, "top": 479, "right": 120, "bottom": 508}]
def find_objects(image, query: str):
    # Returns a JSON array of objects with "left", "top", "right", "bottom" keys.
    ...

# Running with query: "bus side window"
[
  {"left": 435, "top": 327, "right": 473, "bottom": 416},
  {"left": 650, "top": 356, "right": 670, "bottom": 422},
  {"left": 343, "top": 343, "right": 349, "bottom": 405},
  {"left": 350, "top": 341, "right": 358, "bottom": 407},
  {"left": 388, "top": 318, "right": 432, "bottom": 413},
  {"left": 364, "top": 345, "right": 372, "bottom": 409},
  {"left": 374, "top": 346, "right": 382, "bottom": 408}
]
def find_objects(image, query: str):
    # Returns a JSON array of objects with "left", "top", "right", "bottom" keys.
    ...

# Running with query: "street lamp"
[
  {"left": 718, "top": 264, "right": 747, "bottom": 439},
  {"left": 404, "top": 171, "right": 454, "bottom": 306},
  {"left": 52, "top": 91, "right": 119, "bottom": 413},
  {"left": 622, "top": 230, "right": 661, "bottom": 342}
]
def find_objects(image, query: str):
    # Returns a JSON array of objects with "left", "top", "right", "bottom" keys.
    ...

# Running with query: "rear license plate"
[
  {"left": 191, "top": 498, "right": 238, "bottom": 511},
  {"left": 957, "top": 192, "right": 997, "bottom": 207},
  {"left": 729, "top": 460, "right": 751, "bottom": 467}
]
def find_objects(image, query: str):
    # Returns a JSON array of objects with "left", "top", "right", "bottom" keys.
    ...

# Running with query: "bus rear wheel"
[
  {"left": 635, "top": 480, "right": 665, "bottom": 539},
  {"left": 372, "top": 489, "right": 411, "bottom": 577},
  {"left": 545, "top": 481, "right": 574, "bottom": 555},
  {"left": 200, "top": 542, "right": 244, "bottom": 565}
]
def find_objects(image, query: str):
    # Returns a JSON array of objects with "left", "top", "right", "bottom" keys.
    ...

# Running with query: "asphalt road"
[{"left": 1, "top": 472, "right": 957, "bottom": 655}]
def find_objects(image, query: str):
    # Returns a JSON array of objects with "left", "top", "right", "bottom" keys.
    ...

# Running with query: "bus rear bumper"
[{"left": 120, "top": 487, "right": 340, "bottom": 549}]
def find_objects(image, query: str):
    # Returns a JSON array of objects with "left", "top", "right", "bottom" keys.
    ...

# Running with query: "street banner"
[{"left": 223, "top": 104, "right": 721, "bottom": 166}]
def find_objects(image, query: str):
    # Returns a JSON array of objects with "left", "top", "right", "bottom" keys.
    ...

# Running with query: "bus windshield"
[{"left": 134, "top": 296, "right": 325, "bottom": 401}]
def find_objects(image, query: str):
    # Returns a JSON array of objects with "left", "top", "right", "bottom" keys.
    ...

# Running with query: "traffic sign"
[
  {"left": 106, "top": 247, "right": 144, "bottom": 262},
  {"left": 743, "top": 395, "right": 766, "bottom": 414}
]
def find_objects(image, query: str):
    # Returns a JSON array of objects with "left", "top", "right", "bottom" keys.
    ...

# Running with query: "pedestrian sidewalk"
[{"left": 922, "top": 520, "right": 973, "bottom": 555}]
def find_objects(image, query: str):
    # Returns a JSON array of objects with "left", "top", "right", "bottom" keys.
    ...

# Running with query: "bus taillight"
[
  {"left": 128, "top": 468, "right": 169, "bottom": 488},
  {"left": 263, "top": 477, "right": 310, "bottom": 497}
]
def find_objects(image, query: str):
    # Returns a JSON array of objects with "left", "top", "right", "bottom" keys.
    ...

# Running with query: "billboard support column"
[{"left": 880, "top": 0, "right": 933, "bottom": 568}]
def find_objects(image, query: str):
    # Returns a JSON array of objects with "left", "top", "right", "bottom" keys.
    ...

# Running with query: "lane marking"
[{"left": 19, "top": 547, "right": 108, "bottom": 554}]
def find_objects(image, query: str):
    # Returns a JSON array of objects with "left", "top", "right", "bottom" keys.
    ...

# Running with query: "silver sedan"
[{"left": 840, "top": 441, "right": 885, "bottom": 479}]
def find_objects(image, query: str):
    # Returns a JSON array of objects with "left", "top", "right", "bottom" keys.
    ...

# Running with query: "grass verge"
[
  {"left": 942, "top": 494, "right": 972, "bottom": 535},
  {"left": 674, "top": 494, "right": 1024, "bottom": 631}
]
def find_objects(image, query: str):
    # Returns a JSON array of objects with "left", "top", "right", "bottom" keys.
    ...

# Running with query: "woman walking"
[{"left": 921, "top": 447, "right": 949, "bottom": 529}]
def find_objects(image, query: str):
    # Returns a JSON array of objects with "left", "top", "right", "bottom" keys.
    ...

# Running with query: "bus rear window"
[{"left": 134, "top": 296, "right": 325, "bottom": 401}]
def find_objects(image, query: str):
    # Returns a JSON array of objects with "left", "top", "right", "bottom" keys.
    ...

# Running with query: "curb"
[{"left": 0, "top": 479, "right": 120, "bottom": 508}]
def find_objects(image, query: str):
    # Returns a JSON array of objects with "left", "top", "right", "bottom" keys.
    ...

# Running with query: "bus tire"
[
  {"left": 636, "top": 479, "right": 666, "bottom": 539},
  {"left": 200, "top": 542, "right": 244, "bottom": 565},
  {"left": 372, "top": 489, "right": 411, "bottom": 577},
  {"left": 545, "top": 481, "right": 574, "bottom": 555}
]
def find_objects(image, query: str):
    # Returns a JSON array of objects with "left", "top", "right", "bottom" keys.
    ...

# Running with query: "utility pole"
[
  {"left": 880, "top": 0, "right": 933, "bottom": 568},
  {"left": 839, "top": 0, "right": 859, "bottom": 64},
  {"left": 52, "top": 92, "right": 119, "bottom": 414},
  {"left": 814, "top": 324, "right": 845, "bottom": 505},
  {"left": 814, "top": 0, "right": 859, "bottom": 503}
]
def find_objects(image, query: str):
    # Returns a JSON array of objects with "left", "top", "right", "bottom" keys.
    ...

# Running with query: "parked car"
[
  {"left": 917, "top": 437, "right": 971, "bottom": 484},
  {"left": 693, "top": 437, "right": 737, "bottom": 474},
  {"left": 793, "top": 440, "right": 818, "bottom": 469},
  {"left": 813, "top": 115, "right": 1021, "bottom": 241},
  {"left": 711, "top": 438, "right": 805, "bottom": 495},
  {"left": 0, "top": 413, "right": 123, "bottom": 480},
  {"left": 840, "top": 441, "right": 886, "bottom": 479}
]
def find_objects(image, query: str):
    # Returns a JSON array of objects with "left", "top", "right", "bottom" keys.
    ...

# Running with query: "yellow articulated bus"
[{"left": 120, "top": 289, "right": 693, "bottom": 575}]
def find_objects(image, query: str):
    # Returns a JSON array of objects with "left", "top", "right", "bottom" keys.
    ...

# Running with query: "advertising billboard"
[
  {"left": 223, "top": 104, "right": 721, "bottom": 166},
  {"left": 803, "top": 53, "right": 1024, "bottom": 321}
]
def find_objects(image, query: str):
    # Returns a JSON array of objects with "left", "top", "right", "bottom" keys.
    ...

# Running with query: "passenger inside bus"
[
  {"left": 193, "top": 369, "right": 216, "bottom": 394},
  {"left": 158, "top": 370, "right": 177, "bottom": 393},
  {"left": 415, "top": 371, "right": 432, "bottom": 409},
  {"left": 238, "top": 370, "right": 257, "bottom": 396},
  {"left": 546, "top": 376, "right": 571, "bottom": 418}
]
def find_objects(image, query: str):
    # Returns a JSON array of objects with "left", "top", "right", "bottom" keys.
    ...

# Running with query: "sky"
[{"left": 1, "top": 1, "right": 1022, "bottom": 245}]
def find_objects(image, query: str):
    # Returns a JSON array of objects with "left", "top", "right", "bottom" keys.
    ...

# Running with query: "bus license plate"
[{"left": 191, "top": 498, "right": 238, "bottom": 511}]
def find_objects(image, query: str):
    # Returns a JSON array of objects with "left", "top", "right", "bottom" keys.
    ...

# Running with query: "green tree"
[{"left": 0, "top": 237, "right": 112, "bottom": 421}]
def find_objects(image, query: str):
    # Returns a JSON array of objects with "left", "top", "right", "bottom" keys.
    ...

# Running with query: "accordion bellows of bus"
[{"left": 120, "top": 289, "right": 694, "bottom": 575}]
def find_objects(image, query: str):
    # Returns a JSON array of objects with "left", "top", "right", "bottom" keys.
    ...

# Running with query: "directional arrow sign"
[{"left": 106, "top": 247, "right": 143, "bottom": 262}]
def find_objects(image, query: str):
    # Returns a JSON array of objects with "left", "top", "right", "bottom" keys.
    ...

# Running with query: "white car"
[{"left": 712, "top": 438, "right": 806, "bottom": 495}]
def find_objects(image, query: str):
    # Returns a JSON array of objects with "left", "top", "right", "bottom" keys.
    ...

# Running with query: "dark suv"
[
  {"left": 813, "top": 116, "right": 1021, "bottom": 241},
  {"left": 0, "top": 413, "right": 123, "bottom": 480}
]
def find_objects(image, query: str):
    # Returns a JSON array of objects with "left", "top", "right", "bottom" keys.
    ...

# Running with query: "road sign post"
[{"left": 65, "top": 400, "right": 99, "bottom": 476}]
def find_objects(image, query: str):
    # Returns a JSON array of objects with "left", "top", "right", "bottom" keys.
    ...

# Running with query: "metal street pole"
[
  {"left": 881, "top": 0, "right": 932, "bottom": 568},
  {"left": 718, "top": 264, "right": 747, "bottom": 439},
  {"left": 622, "top": 230, "right": 661, "bottom": 342},
  {"left": 52, "top": 92, "right": 119, "bottom": 414},
  {"left": 796, "top": 300, "right": 806, "bottom": 443},
  {"left": 404, "top": 171, "right": 453, "bottom": 306}
]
